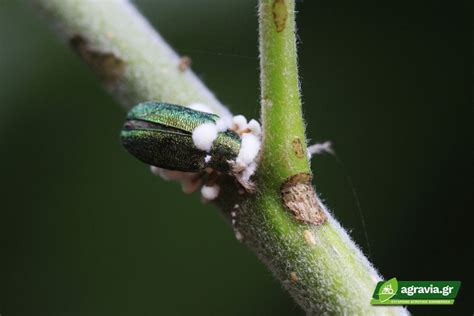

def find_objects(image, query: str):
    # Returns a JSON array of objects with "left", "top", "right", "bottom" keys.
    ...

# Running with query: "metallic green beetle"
[{"left": 121, "top": 102, "right": 241, "bottom": 173}]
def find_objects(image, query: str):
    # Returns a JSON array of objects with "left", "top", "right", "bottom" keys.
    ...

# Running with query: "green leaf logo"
[{"left": 378, "top": 278, "right": 398, "bottom": 302}]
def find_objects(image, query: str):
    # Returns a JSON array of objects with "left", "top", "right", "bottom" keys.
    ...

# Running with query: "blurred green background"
[{"left": 0, "top": 1, "right": 470, "bottom": 315}]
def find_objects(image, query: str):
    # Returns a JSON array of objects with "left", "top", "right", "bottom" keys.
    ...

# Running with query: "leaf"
[{"left": 378, "top": 278, "right": 398, "bottom": 302}]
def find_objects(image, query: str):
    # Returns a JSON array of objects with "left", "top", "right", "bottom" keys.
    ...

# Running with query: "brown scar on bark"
[
  {"left": 292, "top": 137, "right": 305, "bottom": 158},
  {"left": 178, "top": 56, "right": 192, "bottom": 71},
  {"left": 281, "top": 173, "right": 327, "bottom": 225},
  {"left": 70, "top": 35, "right": 125, "bottom": 85},
  {"left": 303, "top": 229, "right": 316, "bottom": 245},
  {"left": 272, "top": 0, "right": 288, "bottom": 32},
  {"left": 290, "top": 271, "right": 299, "bottom": 283}
]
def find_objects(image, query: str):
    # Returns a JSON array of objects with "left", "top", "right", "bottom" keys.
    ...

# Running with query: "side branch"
[
  {"left": 259, "top": 0, "right": 309, "bottom": 187},
  {"left": 249, "top": 0, "right": 409, "bottom": 314}
]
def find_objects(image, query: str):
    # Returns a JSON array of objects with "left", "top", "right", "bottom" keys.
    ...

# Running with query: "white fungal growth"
[
  {"left": 236, "top": 133, "right": 261, "bottom": 167},
  {"left": 225, "top": 115, "right": 262, "bottom": 190},
  {"left": 232, "top": 115, "right": 248, "bottom": 133},
  {"left": 188, "top": 102, "right": 213, "bottom": 114},
  {"left": 239, "top": 161, "right": 257, "bottom": 183},
  {"left": 247, "top": 119, "right": 262, "bottom": 136},
  {"left": 307, "top": 141, "right": 333, "bottom": 158},
  {"left": 152, "top": 111, "right": 263, "bottom": 199},
  {"left": 201, "top": 184, "right": 220, "bottom": 200},
  {"left": 192, "top": 123, "right": 218, "bottom": 152},
  {"left": 215, "top": 117, "right": 232, "bottom": 132}
]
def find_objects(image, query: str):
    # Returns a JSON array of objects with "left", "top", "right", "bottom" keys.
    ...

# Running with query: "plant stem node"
[{"left": 281, "top": 173, "right": 327, "bottom": 225}]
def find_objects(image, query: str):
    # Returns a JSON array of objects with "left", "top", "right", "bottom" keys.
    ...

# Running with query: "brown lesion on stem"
[
  {"left": 290, "top": 271, "right": 299, "bottom": 284},
  {"left": 272, "top": 0, "right": 288, "bottom": 32},
  {"left": 69, "top": 35, "right": 125, "bottom": 85},
  {"left": 292, "top": 137, "right": 305, "bottom": 158},
  {"left": 281, "top": 173, "right": 327, "bottom": 225}
]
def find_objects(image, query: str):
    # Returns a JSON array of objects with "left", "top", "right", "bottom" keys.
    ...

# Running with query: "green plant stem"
[
  {"left": 237, "top": 0, "right": 409, "bottom": 314},
  {"left": 259, "top": 0, "right": 309, "bottom": 186},
  {"left": 31, "top": 0, "right": 230, "bottom": 117},
  {"left": 32, "top": 0, "right": 408, "bottom": 314}
]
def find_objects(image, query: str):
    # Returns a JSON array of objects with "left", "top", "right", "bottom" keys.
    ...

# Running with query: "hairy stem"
[
  {"left": 31, "top": 0, "right": 408, "bottom": 314},
  {"left": 259, "top": 0, "right": 308, "bottom": 186},
  {"left": 31, "top": 0, "right": 230, "bottom": 117},
  {"left": 238, "top": 0, "right": 409, "bottom": 314}
]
